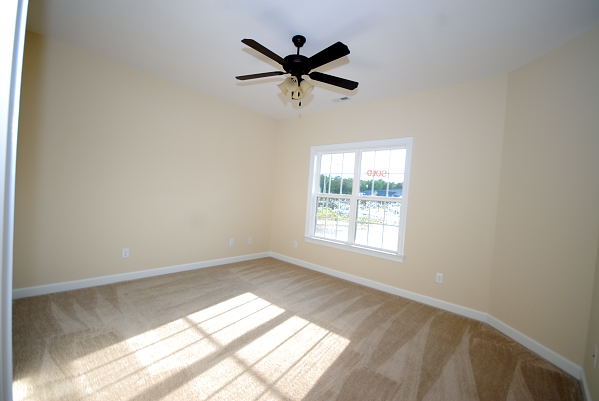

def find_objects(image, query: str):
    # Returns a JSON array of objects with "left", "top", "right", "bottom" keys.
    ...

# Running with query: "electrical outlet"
[
  {"left": 122, "top": 248, "right": 130, "bottom": 258},
  {"left": 247, "top": 237, "right": 253, "bottom": 245},
  {"left": 435, "top": 272, "right": 444, "bottom": 284},
  {"left": 228, "top": 238, "right": 235, "bottom": 248},
  {"left": 292, "top": 240, "right": 298, "bottom": 249},
  {"left": 593, "top": 344, "right": 598, "bottom": 369}
]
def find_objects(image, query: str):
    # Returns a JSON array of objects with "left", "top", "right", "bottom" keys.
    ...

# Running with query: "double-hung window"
[{"left": 305, "top": 138, "right": 413, "bottom": 261}]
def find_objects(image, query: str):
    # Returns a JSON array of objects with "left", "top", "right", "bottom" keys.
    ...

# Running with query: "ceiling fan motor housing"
[{"left": 283, "top": 55, "right": 311, "bottom": 78}]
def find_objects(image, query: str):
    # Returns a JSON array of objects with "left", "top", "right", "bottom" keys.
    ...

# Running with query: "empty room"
[{"left": 2, "top": 0, "right": 599, "bottom": 400}]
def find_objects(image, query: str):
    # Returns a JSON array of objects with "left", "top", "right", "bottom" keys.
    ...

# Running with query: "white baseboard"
[
  {"left": 12, "top": 252, "right": 270, "bottom": 299},
  {"left": 268, "top": 251, "right": 583, "bottom": 380},
  {"left": 268, "top": 252, "right": 487, "bottom": 322},
  {"left": 582, "top": 370, "right": 593, "bottom": 401},
  {"left": 486, "top": 315, "right": 581, "bottom": 379},
  {"left": 12, "top": 250, "right": 585, "bottom": 382}
]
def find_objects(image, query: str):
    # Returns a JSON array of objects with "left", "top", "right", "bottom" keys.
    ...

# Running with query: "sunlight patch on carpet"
[
  {"left": 60, "top": 292, "right": 348, "bottom": 400},
  {"left": 193, "top": 315, "right": 350, "bottom": 400}
]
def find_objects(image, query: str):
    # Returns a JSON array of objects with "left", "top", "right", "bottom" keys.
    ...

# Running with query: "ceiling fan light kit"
[
  {"left": 236, "top": 35, "right": 358, "bottom": 107},
  {"left": 278, "top": 76, "right": 313, "bottom": 102}
]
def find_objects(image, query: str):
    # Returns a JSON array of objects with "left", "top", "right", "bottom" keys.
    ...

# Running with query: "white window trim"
[{"left": 304, "top": 138, "right": 413, "bottom": 262}]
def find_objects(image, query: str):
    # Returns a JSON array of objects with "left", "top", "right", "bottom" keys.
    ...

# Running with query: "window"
[{"left": 305, "top": 138, "right": 413, "bottom": 261}]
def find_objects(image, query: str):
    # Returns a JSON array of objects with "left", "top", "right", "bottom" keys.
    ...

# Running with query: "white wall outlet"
[
  {"left": 435, "top": 272, "right": 444, "bottom": 284},
  {"left": 292, "top": 240, "right": 298, "bottom": 249},
  {"left": 593, "top": 344, "right": 598, "bottom": 369},
  {"left": 247, "top": 236, "right": 253, "bottom": 245},
  {"left": 121, "top": 248, "right": 130, "bottom": 258},
  {"left": 228, "top": 238, "right": 235, "bottom": 248}
]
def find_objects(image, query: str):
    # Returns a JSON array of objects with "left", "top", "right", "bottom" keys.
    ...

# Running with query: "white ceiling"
[{"left": 27, "top": 0, "right": 599, "bottom": 119}]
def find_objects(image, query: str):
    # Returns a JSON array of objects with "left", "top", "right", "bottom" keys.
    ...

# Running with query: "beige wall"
[
  {"left": 14, "top": 32, "right": 276, "bottom": 288},
  {"left": 585, "top": 239, "right": 599, "bottom": 399},
  {"left": 270, "top": 76, "right": 508, "bottom": 313},
  {"left": 490, "top": 27, "right": 599, "bottom": 365}
]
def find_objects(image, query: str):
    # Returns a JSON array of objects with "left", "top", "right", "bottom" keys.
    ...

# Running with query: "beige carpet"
[{"left": 13, "top": 257, "right": 582, "bottom": 401}]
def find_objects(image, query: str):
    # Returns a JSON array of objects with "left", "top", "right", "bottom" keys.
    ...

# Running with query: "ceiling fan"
[{"left": 236, "top": 35, "right": 358, "bottom": 104}]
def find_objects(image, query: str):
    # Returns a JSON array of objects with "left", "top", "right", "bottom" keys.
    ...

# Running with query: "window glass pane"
[
  {"left": 382, "top": 226, "right": 400, "bottom": 250},
  {"left": 383, "top": 202, "right": 401, "bottom": 226},
  {"left": 360, "top": 148, "right": 406, "bottom": 198},
  {"left": 342, "top": 152, "right": 355, "bottom": 174},
  {"left": 359, "top": 179, "right": 373, "bottom": 195},
  {"left": 389, "top": 149, "right": 406, "bottom": 174},
  {"left": 367, "top": 223, "right": 384, "bottom": 249},
  {"left": 373, "top": 177, "right": 388, "bottom": 197},
  {"left": 315, "top": 197, "right": 350, "bottom": 241},
  {"left": 319, "top": 153, "right": 330, "bottom": 193},
  {"left": 319, "top": 174, "right": 328, "bottom": 194},
  {"left": 320, "top": 154, "right": 331, "bottom": 175},
  {"left": 354, "top": 200, "right": 400, "bottom": 251},
  {"left": 374, "top": 149, "right": 390, "bottom": 172},
  {"left": 341, "top": 174, "right": 353, "bottom": 195},
  {"left": 359, "top": 151, "right": 375, "bottom": 195},
  {"left": 355, "top": 223, "right": 368, "bottom": 248},
  {"left": 388, "top": 174, "right": 404, "bottom": 197},
  {"left": 319, "top": 152, "right": 355, "bottom": 195},
  {"left": 331, "top": 153, "right": 343, "bottom": 175},
  {"left": 328, "top": 176, "right": 342, "bottom": 194}
]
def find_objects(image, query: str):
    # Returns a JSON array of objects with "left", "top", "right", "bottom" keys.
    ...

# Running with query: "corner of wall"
[
  {"left": 489, "top": 26, "right": 599, "bottom": 366},
  {"left": 583, "top": 232, "right": 599, "bottom": 400}
]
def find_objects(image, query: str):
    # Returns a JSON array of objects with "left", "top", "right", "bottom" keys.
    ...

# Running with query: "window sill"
[{"left": 304, "top": 237, "right": 405, "bottom": 262}]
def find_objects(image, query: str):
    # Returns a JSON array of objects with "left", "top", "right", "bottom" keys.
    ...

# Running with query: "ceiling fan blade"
[
  {"left": 236, "top": 71, "right": 286, "bottom": 80},
  {"left": 241, "top": 39, "right": 285, "bottom": 65},
  {"left": 309, "top": 71, "right": 358, "bottom": 90},
  {"left": 308, "top": 42, "right": 350, "bottom": 70}
]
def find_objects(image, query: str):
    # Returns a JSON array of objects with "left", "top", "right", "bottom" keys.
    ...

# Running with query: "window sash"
[{"left": 312, "top": 196, "right": 402, "bottom": 242}]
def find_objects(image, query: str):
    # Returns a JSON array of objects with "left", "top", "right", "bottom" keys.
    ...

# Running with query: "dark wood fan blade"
[
  {"left": 308, "top": 42, "right": 350, "bottom": 70},
  {"left": 309, "top": 71, "right": 358, "bottom": 90},
  {"left": 236, "top": 71, "right": 286, "bottom": 80},
  {"left": 241, "top": 39, "right": 285, "bottom": 65}
]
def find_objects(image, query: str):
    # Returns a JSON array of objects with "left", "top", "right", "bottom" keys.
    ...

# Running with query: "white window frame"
[{"left": 304, "top": 138, "right": 413, "bottom": 262}]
